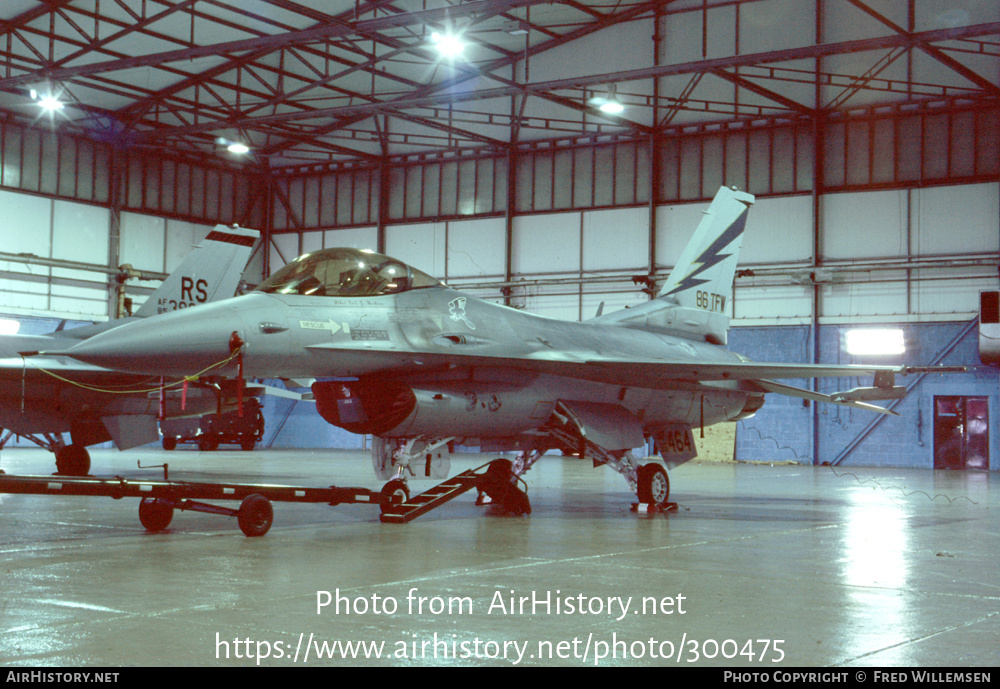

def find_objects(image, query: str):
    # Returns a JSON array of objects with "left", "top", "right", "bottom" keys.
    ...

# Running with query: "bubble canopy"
[{"left": 255, "top": 248, "right": 441, "bottom": 297}]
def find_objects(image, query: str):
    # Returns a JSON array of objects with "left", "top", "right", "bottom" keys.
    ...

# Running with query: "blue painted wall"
[{"left": 730, "top": 320, "right": 998, "bottom": 470}]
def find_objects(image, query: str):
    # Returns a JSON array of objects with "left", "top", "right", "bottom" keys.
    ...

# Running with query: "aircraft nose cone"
[{"left": 61, "top": 302, "right": 244, "bottom": 377}]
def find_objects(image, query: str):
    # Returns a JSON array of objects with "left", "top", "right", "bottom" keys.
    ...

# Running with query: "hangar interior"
[
  {"left": 0, "top": 0, "right": 996, "bottom": 469},
  {"left": 0, "top": 0, "right": 998, "bottom": 668}
]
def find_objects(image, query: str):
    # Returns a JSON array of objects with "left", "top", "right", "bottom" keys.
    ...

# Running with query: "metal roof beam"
[
  {"left": 842, "top": 0, "right": 1000, "bottom": 98},
  {"left": 192, "top": 21, "right": 1000, "bottom": 134},
  {"left": 0, "top": 0, "right": 551, "bottom": 90},
  {"left": 260, "top": 0, "right": 673, "bottom": 156}
]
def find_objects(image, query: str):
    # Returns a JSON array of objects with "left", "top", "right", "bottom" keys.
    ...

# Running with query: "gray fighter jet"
[
  {"left": 46, "top": 188, "right": 932, "bottom": 507},
  {"left": 1, "top": 224, "right": 259, "bottom": 475}
]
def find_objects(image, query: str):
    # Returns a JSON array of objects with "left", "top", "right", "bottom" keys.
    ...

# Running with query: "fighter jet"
[
  {"left": 45, "top": 188, "right": 934, "bottom": 508},
  {"left": 1, "top": 224, "right": 259, "bottom": 475}
]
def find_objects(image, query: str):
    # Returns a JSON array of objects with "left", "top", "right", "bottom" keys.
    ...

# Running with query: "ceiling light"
[
  {"left": 845, "top": 329, "right": 905, "bottom": 356},
  {"left": 598, "top": 85, "right": 624, "bottom": 114},
  {"left": 30, "top": 86, "right": 65, "bottom": 113},
  {"left": 38, "top": 95, "right": 64, "bottom": 112},
  {"left": 431, "top": 30, "right": 465, "bottom": 57},
  {"left": 216, "top": 136, "right": 251, "bottom": 155},
  {"left": 599, "top": 99, "right": 624, "bottom": 115}
]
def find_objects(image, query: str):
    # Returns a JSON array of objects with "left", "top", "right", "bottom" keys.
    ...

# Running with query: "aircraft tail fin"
[
  {"left": 658, "top": 187, "right": 753, "bottom": 307},
  {"left": 134, "top": 225, "right": 259, "bottom": 318},
  {"left": 592, "top": 187, "right": 752, "bottom": 344}
]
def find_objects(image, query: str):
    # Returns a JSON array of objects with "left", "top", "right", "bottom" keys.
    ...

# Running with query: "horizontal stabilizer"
[
  {"left": 746, "top": 380, "right": 899, "bottom": 416},
  {"left": 830, "top": 386, "right": 906, "bottom": 403}
]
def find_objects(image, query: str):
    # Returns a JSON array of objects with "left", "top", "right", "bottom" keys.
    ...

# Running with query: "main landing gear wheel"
[
  {"left": 379, "top": 479, "right": 410, "bottom": 514},
  {"left": 637, "top": 464, "right": 670, "bottom": 507},
  {"left": 138, "top": 497, "right": 174, "bottom": 532},
  {"left": 237, "top": 494, "right": 273, "bottom": 537},
  {"left": 55, "top": 444, "right": 90, "bottom": 476}
]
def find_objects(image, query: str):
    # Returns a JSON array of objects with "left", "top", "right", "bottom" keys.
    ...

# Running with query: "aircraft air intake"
[{"left": 312, "top": 379, "right": 417, "bottom": 435}]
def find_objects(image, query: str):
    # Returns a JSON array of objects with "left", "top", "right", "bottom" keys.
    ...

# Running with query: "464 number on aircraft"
[{"left": 660, "top": 428, "right": 695, "bottom": 456}]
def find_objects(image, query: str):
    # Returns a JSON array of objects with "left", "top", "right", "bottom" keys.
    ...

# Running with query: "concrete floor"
[{"left": 0, "top": 447, "right": 996, "bottom": 667}]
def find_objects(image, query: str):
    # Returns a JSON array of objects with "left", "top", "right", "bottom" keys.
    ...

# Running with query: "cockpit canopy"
[{"left": 255, "top": 248, "right": 441, "bottom": 297}]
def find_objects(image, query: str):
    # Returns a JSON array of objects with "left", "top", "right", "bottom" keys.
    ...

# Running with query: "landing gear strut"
[
  {"left": 372, "top": 436, "right": 452, "bottom": 482},
  {"left": 0, "top": 431, "right": 91, "bottom": 476}
]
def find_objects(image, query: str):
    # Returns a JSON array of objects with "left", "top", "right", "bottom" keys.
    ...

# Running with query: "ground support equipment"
[
  {"left": 380, "top": 458, "right": 531, "bottom": 524},
  {"left": 160, "top": 397, "right": 265, "bottom": 452},
  {"left": 0, "top": 471, "right": 380, "bottom": 537}
]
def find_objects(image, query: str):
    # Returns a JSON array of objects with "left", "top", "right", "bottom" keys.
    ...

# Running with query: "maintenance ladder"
[
  {"left": 379, "top": 463, "right": 489, "bottom": 523},
  {"left": 379, "top": 459, "right": 529, "bottom": 523}
]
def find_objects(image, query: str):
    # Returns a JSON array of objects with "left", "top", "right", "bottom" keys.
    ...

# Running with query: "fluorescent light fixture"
[{"left": 845, "top": 329, "right": 905, "bottom": 356}]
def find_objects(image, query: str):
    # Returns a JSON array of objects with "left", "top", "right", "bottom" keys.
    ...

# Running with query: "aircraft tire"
[
  {"left": 55, "top": 444, "right": 90, "bottom": 476},
  {"left": 138, "top": 497, "right": 174, "bottom": 532},
  {"left": 637, "top": 464, "right": 670, "bottom": 507},
  {"left": 162, "top": 436, "right": 177, "bottom": 451},
  {"left": 379, "top": 479, "right": 410, "bottom": 514},
  {"left": 238, "top": 494, "right": 273, "bottom": 537}
]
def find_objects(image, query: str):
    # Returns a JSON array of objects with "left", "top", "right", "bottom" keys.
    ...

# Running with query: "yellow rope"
[{"left": 20, "top": 347, "right": 243, "bottom": 395}]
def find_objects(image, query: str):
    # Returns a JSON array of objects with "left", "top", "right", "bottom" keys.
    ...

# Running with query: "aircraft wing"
[
  {"left": 306, "top": 340, "right": 907, "bottom": 381},
  {"left": 305, "top": 342, "right": 956, "bottom": 414}
]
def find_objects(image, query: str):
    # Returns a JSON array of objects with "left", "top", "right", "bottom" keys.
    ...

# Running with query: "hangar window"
[
  {"left": 845, "top": 329, "right": 905, "bottom": 356},
  {"left": 256, "top": 248, "right": 441, "bottom": 297}
]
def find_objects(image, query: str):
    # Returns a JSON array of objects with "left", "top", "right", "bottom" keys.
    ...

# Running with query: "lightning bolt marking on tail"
[{"left": 665, "top": 209, "right": 749, "bottom": 297}]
